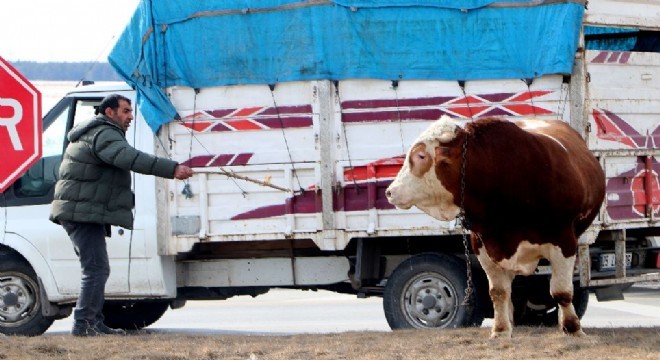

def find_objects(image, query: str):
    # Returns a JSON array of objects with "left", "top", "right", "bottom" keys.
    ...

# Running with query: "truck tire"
[
  {"left": 0, "top": 257, "right": 55, "bottom": 336},
  {"left": 383, "top": 253, "right": 483, "bottom": 329},
  {"left": 102, "top": 301, "right": 169, "bottom": 330},
  {"left": 514, "top": 280, "right": 589, "bottom": 326}
]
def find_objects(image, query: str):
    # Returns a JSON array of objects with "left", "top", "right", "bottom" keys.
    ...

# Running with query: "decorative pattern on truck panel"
[
  {"left": 593, "top": 108, "right": 660, "bottom": 220},
  {"left": 231, "top": 189, "right": 322, "bottom": 220},
  {"left": 590, "top": 51, "right": 631, "bottom": 64},
  {"left": 342, "top": 157, "right": 404, "bottom": 183},
  {"left": 606, "top": 159, "right": 660, "bottom": 219},
  {"left": 180, "top": 105, "right": 314, "bottom": 132},
  {"left": 341, "top": 91, "right": 554, "bottom": 122},
  {"left": 593, "top": 109, "right": 651, "bottom": 148},
  {"left": 230, "top": 158, "right": 403, "bottom": 220},
  {"left": 182, "top": 153, "right": 254, "bottom": 167},
  {"left": 178, "top": 91, "right": 556, "bottom": 134}
]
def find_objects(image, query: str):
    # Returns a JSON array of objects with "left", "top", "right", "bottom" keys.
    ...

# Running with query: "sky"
[{"left": 0, "top": 0, "right": 140, "bottom": 62}]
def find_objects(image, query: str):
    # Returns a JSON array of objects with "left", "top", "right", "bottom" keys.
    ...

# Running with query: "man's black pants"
[{"left": 60, "top": 221, "right": 110, "bottom": 323}]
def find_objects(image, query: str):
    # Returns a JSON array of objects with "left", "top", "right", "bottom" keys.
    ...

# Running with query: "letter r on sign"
[{"left": 0, "top": 97, "right": 24, "bottom": 151}]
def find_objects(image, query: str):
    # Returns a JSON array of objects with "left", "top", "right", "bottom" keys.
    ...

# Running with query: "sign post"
[{"left": 0, "top": 56, "right": 42, "bottom": 192}]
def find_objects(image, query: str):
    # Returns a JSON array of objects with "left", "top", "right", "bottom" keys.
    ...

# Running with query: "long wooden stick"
[{"left": 192, "top": 168, "right": 292, "bottom": 193}]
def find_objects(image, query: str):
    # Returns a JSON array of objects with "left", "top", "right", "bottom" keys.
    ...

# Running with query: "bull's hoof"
[
  {"left": 561, "top": 316, "right": 584, "bottom": 336},
  {"left": 489, "top": 329, "right": 512, "bottom": 339},
  {"left": 566, "top": 328, "right": 586, "bottom": 337}
]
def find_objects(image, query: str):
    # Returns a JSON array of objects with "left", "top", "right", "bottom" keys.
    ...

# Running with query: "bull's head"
[{"left": 385, "top": 115, "right": 462, "bottom": 221}]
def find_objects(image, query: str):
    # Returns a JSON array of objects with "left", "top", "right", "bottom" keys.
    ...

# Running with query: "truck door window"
[
  {"left": 13, "top": 102, "right": 71, "bottom": 199},
  {"left": 73, "top": 99, "right": 101, "bottom": 126},
  {"left": 3, "top": 97, "right": 102, "bottom": 205},
  {"left": 42, "top": 104, "right": 69, "bottom": 158}
]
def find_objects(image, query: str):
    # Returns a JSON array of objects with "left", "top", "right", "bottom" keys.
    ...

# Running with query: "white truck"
[{"left": 1, "top": 0, "right": 659, "bottom": 336}]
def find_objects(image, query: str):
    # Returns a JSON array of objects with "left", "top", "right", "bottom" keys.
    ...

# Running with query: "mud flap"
[
  {"left": 594, "top": 285, "right": 625, "bottom": 301},
  {"left": 38, "top": 277, "right": 70, "bottom": 318}
]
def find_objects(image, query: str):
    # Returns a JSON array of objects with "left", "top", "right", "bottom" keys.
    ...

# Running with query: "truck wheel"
[
  {"left": 102, "top": 301, "right": 169, "bottom": 330},
  {"left": 514, "top": 281, "right": 589, "bottom": 326},
  {"left": 383, "top": 253, "right": 482, "bottom": 329},
  {"left": 0, "top": 258, "right": 55, "bottom": 336}
]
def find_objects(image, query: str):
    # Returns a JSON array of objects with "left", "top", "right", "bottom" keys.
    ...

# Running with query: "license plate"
[{"left": 599, "top": 253, "right": 632, "bottom": 271}]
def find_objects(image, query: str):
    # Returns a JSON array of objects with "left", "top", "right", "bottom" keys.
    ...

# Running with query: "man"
[{"left": 49, "top": 94, "right": 193, "bottom": 336}]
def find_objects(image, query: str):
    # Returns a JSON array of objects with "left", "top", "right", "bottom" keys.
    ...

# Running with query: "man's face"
[{"left": 106, "top": 99, "right": 134, "bottom": 131}]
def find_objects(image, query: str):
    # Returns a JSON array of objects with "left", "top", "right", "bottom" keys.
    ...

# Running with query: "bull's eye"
[{"left": 417, "top": 153, "right": 426, "bottom": 161}]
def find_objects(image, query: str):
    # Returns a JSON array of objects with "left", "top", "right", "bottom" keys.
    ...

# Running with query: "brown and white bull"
[{"left": 385, "top": 115, "right": 605, "bottom": 338}]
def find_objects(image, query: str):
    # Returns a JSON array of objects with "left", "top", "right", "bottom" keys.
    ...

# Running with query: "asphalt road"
[{"left": 45, "top": 283, "right": 660, "bottom": 335}]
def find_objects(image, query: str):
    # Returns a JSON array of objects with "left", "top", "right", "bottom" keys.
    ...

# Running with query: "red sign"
[{"left": 0, "top": 56, "right": 42, "bottom": 192}]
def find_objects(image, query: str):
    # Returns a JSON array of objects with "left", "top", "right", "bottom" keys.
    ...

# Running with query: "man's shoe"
[
  {"left": 95, "top": 322, "right": 126, "bottom": 335},
  {"left": 71, "top": 320, "right": 103, "bottom": 337}
]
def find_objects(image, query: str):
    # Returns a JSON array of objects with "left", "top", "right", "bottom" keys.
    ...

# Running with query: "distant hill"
[{"left": 10, "top": 61, "right": 122, "bottom": 81}]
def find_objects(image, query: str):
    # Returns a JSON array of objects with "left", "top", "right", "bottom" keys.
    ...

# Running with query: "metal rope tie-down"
[
  {"left": 268, "top": 83, "right": 305, "bottom": 194},
  {"left": 333, "top": 80, "right": 360, "bottom": 193}
]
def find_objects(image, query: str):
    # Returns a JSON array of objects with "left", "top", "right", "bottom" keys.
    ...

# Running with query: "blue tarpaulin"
[{"left": 108, "top": 0, "right": 585, "bottom": 132}]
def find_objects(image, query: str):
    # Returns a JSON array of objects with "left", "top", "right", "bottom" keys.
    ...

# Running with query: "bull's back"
[{"left": 519, "top": 120, "right": 605, "bottom": 235}]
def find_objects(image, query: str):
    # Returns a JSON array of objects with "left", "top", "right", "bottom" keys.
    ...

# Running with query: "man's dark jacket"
[{"left": 50, "top": 115, "right": 178, "bottom": 229}]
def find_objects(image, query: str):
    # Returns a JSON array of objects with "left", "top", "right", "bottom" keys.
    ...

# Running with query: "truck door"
[{"left": 0, "top": 95, "right": 134, "bottom": 296}]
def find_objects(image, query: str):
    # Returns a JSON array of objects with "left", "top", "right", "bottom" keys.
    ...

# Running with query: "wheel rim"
[
  {"left": 399, "top": 271, "right": 460, "bottom": 328},
  {"left": 0, "top": 272, "right": 41, "bottom": 328}
]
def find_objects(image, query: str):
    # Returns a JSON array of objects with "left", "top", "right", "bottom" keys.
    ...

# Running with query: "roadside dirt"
[{"left": 1, "top": 326, "right": 658, "bottom": 360}]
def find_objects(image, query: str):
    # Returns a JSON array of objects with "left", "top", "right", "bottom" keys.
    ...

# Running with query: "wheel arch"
[
  {"left": 0, "top": 233, "right": 61, "bottom": 302},
  {"left": 345, "top": 235, "right": 477, "bottom": 291}
]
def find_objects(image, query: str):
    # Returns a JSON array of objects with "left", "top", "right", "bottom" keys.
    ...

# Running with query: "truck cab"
[{"left": 1, "top": 84, "right": 178, "bottom": 335}]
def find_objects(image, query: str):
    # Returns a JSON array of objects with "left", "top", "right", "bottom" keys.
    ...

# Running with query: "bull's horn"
[{"left": 435, "top": 115, "right": 459, "bottom": 143}]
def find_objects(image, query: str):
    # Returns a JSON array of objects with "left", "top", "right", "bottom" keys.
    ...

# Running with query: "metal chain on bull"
[
  {"left": 458, "top": 129, "right": 474, "bottom": 306},
  {"left": 457, "top": 80, "right": 474, "bottom": 306}
]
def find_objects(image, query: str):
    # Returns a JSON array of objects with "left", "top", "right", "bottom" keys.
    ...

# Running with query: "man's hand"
[{"left": 174, "top": 164, "right": 194, "bottom": 180}]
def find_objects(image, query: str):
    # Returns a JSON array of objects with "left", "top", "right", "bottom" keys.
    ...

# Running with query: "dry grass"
[{"left": 1, "top": 327, "right": 658, "bottom": 360}]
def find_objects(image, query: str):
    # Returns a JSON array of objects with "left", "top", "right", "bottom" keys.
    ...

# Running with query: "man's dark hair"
[{"left": 98, "top": 94, "right": 131, "bottom": 115}]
